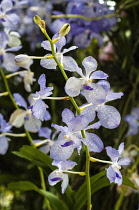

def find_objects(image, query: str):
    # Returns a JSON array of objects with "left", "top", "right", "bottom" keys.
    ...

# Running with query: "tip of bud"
[
  {"left": 59, "top": 23, "right": 70, "bottom": 37},
  {"left": 33, "top": 15, "right": 46, "bottom": 32}
]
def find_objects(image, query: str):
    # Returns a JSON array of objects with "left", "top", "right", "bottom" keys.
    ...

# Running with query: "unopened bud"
[
  {"left": 59, "top": 23, "right": 70, "bottom": 37},
  {"left": 33, "top": 15, "right": 46, "bottom": 33},
  {"left": 14, "top": 54, "right": 31, "bottom": 68}
]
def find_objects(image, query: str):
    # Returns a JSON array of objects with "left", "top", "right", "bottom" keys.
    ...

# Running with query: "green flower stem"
[
  {"left": 0, "top": 68, "right": 19, "bottom": 109},
  {"left": 42, "top": 31, "right": 91, "bottom": 209},
  {"left": 52, "top": 12, "right": 116, "bottom": 21},
  {"left": 0, "top": 67, "right": 51, "bottom": 209},
  {"left": 38, "top": 166, "right": 52, "bottom": 210}
]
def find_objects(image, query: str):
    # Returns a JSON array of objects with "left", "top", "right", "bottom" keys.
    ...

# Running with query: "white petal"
[
  {"left": 65, "top": 77, "right": 83, "bottom": 97},
  {"left": 82, "top": 56, "right": 97, "bottom": 76}
]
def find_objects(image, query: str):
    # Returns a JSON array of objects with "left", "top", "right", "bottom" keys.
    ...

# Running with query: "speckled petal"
[
  {"left": 80, "top": 105, "right": 96, "bottom": 123},
  {"left": 105, "top": 146, "right": 120, "bottom": 162},
  {"left": 62, "top": 108, "right": 74, "bottom": 125},
  {"left": 63, "top": 56, "right": 79, "bottom": 72},
  {"left": 97, "top": 105, "right": 121, "bottom": 129},
  {"left": 82, "top": 56, "right": 97, "bottom": 76},
  {"left": 106, "top": 92, "right": 124, "bottom": 102},
  {"left": 68, "top": 115, "right": 89, "bottom": 132},
  {"left": 65, "top": 77, "right": 83, "bottom": 97},
  {"left": 81, "top": 132, "right": 104, "bottom": 152},
  {"left": 40, "top": 54, "right": 57, "bottom": 69},
  {"left": 24, "top": 115, "right": 41, "bottom": 133},
  {"left": 118, "top": 158, "right": 131, "bottom": 166},
  {"left": 61, "top": 173, "right": 69, "bottom": 194},
  {"left": 13, "top": 93, "right": 27, "bottom": 109},
  {"left": 90, "top": 70, "right": 108, "bottom": 80},
  {"left": 50, "top": 138, "right": 74, "bottom": 160},
  {"left": 32, "top": 99, "right": 48, "bottom": 121},
  {"left": 82, "top": 83, "right": 106, "bottom": 105},
  {"left": 97, "top": 80, "right": 110, "bottom": 93}
]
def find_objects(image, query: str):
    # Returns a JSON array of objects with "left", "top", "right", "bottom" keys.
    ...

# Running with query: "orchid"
[{"left": 106, "top": 143, "right": 131, "bottom": 185}]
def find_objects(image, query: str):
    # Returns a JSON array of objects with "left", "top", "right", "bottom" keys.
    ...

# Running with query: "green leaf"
[
  {"left": 12, "top": 145, "right": 56, "bottom": 171},
  {"left": 8, "top": 181, "right": 69, "bottom": 210},
  {"left": 39, "top": 189, "right": 69, "bottom": 210},
  {"left": 8, "top": 181, "right": 39, "bottom": 192},
  {"left": 12, "top": 146, "right": 74, "bottom": 207},
  {"left": 122, "top": 176, "right": 137, "bottom": 190}
]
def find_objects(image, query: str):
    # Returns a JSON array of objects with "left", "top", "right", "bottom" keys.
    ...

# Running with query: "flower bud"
[
  {"left": 14, "top": 54, "right": 31, "bottom": 68},
  {"left": 33, "top": 15, "right": 46, "bottom": 33},
  {"left": 59, "top": 23, "right": 70, "bottom": 37}
]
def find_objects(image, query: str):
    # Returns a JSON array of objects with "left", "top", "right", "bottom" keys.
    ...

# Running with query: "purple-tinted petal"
[
  {"left": 118, "top": 142, "right": 124, "bottom": 155},
  {"left": 97, "top": 80, "right": 110, "bottom": 93},
  {"left": 62, "top": 46, "right": 78, "bottom": 54},
  {"left": 0, "top": 136, "right": 9, "bottom": 155},
  {"left": 51, "top": 123, "right": 68, "bottom": 133},
  {"left": 83, "top": 85, "right": 93, "bottom": 90},
  {"left": 24, "top": 115, "right": 41, "bottom": 133},
  {"left": 52, "top": 160, "right": 77, "bottom": 171},
  {"left": 90, "top": 70, "right": 108, "bottom": 80},
  {"left": 65, "top": 77, "right": 83, "bottom": 97},
  {"left": 97, "top": 105, "right": 121, "bottom": 129},
  {"left": 40, "top": 54, "right": 57, "bottom": 69},
  {"left": 48, "top": 170, "right": 62, "bottom": 186},
  {"left": 61, "top": 140, "right": 74, "bottom": 147},
  {"left": 106, "top": 165, "right": 116, "bottom": 184},
  {"left": 50, "top": 177, "right": 62, "bottom": 182},
  {"left": 50, "top": 138, "right": 74, "bottom": 160},
  {"left": 63, "top": 56, "right": 79, "bottom": 72},
  {"left": 6, "top": 46, "right": 22, "bottom": 52},
  {"left": 43, "top": 110, "right": 51, "bottom": 121},
  {"left": 131, "top": 107, "right": 139, "bottom": 120},
  {"left": 114, "top": 170, "right": 122, "bottom": 186},
  {"left": 118, "top": 158, "right": 131, "bottom": 166},
  {"left": 82, "top": 56, "right": 98, "bottom": 76},
  {"left": 80, "top": 105, "right": 96, "bottom": 123},
  {"left": 106, "top": 146, "right": 120, "bottom": 162},
  {"left": 13, "top": 93, "right": 27, "bottom": 109},
  {"left": 41, "top": 40, "right": 54, "bottom": 51},
  {"left": 39, "top": 127, "right": 52, "bottom": 139},
  {"left": 62, "top": 108, "right": 74, "bottom": 125},
  {"left": 32, "top": 99, "right": 48, "bottom": 121},
  {"left": 124, "top": 115, "right": 138, "bottom": 135},
  {"left": 82, "top": 83, "right": 106, "bottom": 105},
  {"left": 68, "top": 115, "right": 89, "bottom": 132},
  {"left": 86, "top": 121, "right": 101, "bottom": 130},
  {"left": 1, "top": 0, "right": 13, "bottom": 12},
  {"left": 106, "top": 92, "right": 124, "bottom": 102},
  {"left": 3, "top": 53, "right": 19, "bottom": 72},
  {"left": 61, "top": 173, "right": 69, "bottom": 194},
  {"left": 38, "top": 74, "right": 46, "bottom": 90},
  {"left": 54, "top": 35, "right": 66, "bottom": 52},
  {"left": 0, "top": 31, "right": 8, "bottom": 49},
  {"left": 107, "top": 165, "right": 123, "bottom": 185},
  {"left": 81, "top": 132, "right": 104, "bottom": 152},
  {"left": 74, "top": 32, "right": 91, "bottom": 49}
]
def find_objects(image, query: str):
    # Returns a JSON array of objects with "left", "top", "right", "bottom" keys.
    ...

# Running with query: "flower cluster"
[
  {"left": 0, "top": 2, "right": 132, "bottom": 205},
  {"left": 51, "top": 0, "right": 117, "bottom": 48}
]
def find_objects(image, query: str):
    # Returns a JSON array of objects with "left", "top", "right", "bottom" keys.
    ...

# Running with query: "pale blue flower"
[
  {"left": 106, "top": 143, "right": 131, "bottom": 185},
  {"left": 48, "top": 160, "right": 77, "bottom": 194}
]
